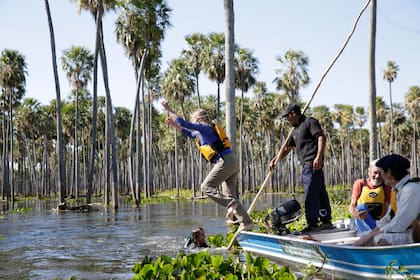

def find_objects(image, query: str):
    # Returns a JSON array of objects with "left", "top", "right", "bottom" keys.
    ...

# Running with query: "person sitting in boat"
[
  {"left": 353, "top": 154, "right": 420, "bottom": 246},
  {"left": 184, "top": 227, "right": 210, "bottom": 249},
  {"left": 349, "top": 159, "right": 392, "bottom": 235},
  {"left": 413, "top": 216, "right": 420, "bottom": 243}
]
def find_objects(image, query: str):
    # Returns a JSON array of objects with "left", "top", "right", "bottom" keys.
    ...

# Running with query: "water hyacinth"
[{"left": 132, "top": 251, "right": 296, "bottom": 280}]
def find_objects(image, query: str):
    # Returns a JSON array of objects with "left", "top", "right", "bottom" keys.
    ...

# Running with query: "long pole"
[{"left": 227, "top": 0, "right": 372, "bottom": 250}]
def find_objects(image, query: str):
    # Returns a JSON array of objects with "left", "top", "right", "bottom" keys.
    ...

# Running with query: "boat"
[{"left": 237, "top": 226, "right": 420, "bottom": 279}]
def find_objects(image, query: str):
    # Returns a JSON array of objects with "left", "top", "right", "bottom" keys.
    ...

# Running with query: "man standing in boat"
[
  {"left": 269, "top": 103, "right": 333, "bottom": 233},
  {"left": 349, "top": 159, "right": 392, "bottom": 234}
]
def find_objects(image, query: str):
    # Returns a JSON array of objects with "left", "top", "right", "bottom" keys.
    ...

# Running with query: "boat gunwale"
[
  {"left": 240, "top": 230, "right": 420, "bottom": 250},
  {"left": 238, "top": 231, "right": 420, "bottom": 279}
]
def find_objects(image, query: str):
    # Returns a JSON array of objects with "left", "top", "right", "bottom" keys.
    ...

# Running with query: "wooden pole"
[{"left": 227, "top": 0, "right": 372, "bottom": 250}]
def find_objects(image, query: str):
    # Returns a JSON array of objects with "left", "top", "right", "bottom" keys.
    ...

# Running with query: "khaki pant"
[{"left": 201, "top": 152, "right": 252, "bottom": 225}]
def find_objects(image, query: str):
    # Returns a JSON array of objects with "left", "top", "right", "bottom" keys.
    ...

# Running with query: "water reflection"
[{"left": 0, "top": 194, "right": 301, "bottom": 280}]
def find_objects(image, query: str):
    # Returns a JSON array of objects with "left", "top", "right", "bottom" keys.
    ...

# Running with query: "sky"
[{"left": 1, "top": 0, "right": 420, "bottom": 112}]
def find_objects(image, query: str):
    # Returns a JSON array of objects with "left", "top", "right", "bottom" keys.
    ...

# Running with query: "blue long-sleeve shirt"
[{"left": 175, "top": 117, "right": 232, "bottom": 162}]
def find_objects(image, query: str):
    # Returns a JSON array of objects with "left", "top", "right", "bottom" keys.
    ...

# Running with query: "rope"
[
  {"left": 301, "top": 0, "right": 372, "bottom": 115},
  {"left": 249, "top": 0, "right": 372, "bottom": 216}
]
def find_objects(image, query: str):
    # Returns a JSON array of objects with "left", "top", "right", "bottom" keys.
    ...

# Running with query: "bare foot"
[
  {"left": 225, "top": 219, "right": 240, "bottom": 226},
  {"left": 226, "top": 203, "right": 237, "bottom": 220}
]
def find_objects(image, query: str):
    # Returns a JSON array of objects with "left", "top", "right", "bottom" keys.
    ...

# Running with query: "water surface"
[{"left": 1, "top": 196, "right": 285, "bottom": 280}]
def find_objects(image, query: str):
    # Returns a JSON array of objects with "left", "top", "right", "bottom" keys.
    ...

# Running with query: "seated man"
[
  {"left": 184, "top": 227, "right": 210, "bottom": 249},
  {"left": 412, "top": 216, "right": 420, "bottom": 243},
  {"left": 349, "top": 160, "right": 391, "bottom": 234},
  {"left": 354, "top": 154, "right": 420, "bottom": 246}
]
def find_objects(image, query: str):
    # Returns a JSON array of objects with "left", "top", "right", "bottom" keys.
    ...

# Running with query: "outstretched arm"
[
  {"left": 165, "top": 118, "right": 182, "bottom": 132},
  {"left": 161, "top": 100, "right": 178, "bottom": 120}
]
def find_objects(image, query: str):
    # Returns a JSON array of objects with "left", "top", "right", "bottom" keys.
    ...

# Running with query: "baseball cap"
[
  {"left": 376, "top": 154, "right": 410, "bottom": 171},
  {"left": 282, "top": 103, "right": 301, "bottom": 117}
]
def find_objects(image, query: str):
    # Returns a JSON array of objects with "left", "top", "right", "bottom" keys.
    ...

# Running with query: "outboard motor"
[{"left": 264, "top": 199, "right": 301, "bottom": 235}]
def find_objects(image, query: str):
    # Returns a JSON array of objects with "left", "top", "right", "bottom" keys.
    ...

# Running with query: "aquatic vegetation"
[
  {"left": 11, "top": 207, "right": 31, "bottom": 214},
  {"left": 207, "top": 233, "right": 224, "bottom": 247},
  {"left": 132, "top": 251, "right": 297, "bottom": 280},
  {"left": 385, "top": 260, "right": 416, "bottom": 280}
]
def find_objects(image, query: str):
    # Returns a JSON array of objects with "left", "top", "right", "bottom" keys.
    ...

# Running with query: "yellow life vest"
[
  {"left": 196, "top": 123, "right": 232, "bottom": 162},
  {"left": 357, "top": 182, "right": 386, "bottom": 219},
  {"left": 390, "top": 178, "right": 420, "bottom": 218},
  {"left": 390, "top": 189, "right": 397, "bottom": 216},
  {"left": 214, "top": 123, "right": 232, "bottom": 149}
]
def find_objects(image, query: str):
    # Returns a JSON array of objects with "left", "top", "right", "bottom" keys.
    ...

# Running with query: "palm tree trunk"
[
  {"left": 87, "top": 2, "right": 102, "bottom": 204},
  {"left": 2, "top": 110, "right": 10, "bottom": 203},
  {"left": 136, "top": 94, "right": 141, "bottom": 201},
  {"left": 413, "top": 111, "right": 419, "bottom": 176},
  {"left": 142, "top": 85, "right": 148, "bottom": 198},
  {"left": 147, "top": 91, "right": 154, "bottom": 195},
  {"left": 9, "top": 94, "right": 15, "bottom": 209},
  {"left": 174, "top": 130, "right": 179, "bottom": 196},
  {"left": 128, "top": 50, "right": 147, "bottom": 207},
  {"left": 104, "top": 111, "right": 110, "bottom": 206},
  {"left": 359, "top": 127, "right": 364, "bottom": 178},
  {"left": 239, "top": 90, "right": 244, "bottom": 193},
  {"left": 368, "top": 0, "right": 378, "bottom": 162},
  {"left": 388, "top": 82, "right": 394, "bottom": 153},
  {"left": 44, "top": 0, "right": 66, "bottom": 205},
  {"left": 224, "top": 0, "right": 236, "bottom": 147},
  {"left": 74, "top": 90, "right": 79, "bottom": 199},
  {"left": 195, "top": 74, "right": 201, "bottom": 108},
  {"left": 99, "top": 19, "right": 119, "bottom": 209}
]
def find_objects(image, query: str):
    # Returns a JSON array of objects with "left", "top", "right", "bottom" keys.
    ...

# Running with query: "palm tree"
[
  {"left": 312, "top": 105, "right": 339, "bottom": 184},
  {"left": 332, "top": 104, "right": 354, "bottom": 185},
  {"left": 390, "top": 103, "right": 406, "bottom": 154},
  {"left": 273, "top": 49, "right": 310, "bottom": 103},
  {"left": 115, "top": 0, "right": 171, "bottom": 202},
  {"left": 14, "top": 98, "right": 49, "bottom": 197},
  {"left": 161, "top": 59, "right": 196, "bottom": 112},
  {"left": 0, "top": 49, "right": 27, "bottom": 209},
  {"left": 251, "top": 83, "right": 281, "bottom": 190},
  {"left": 354, "top": 106, "right": 367, "bottom": 177},
  {"left": 182, "top": 33, "right": 209, "bottom": 195},
  {"left": 71, "top": 0, "right": 119, "bottom": 208},
  {"left": 375, "top": 96, "right": 388, "bottom": 157},
  {"left": 161, "top": 58, "right": 195, "bottom": 196},
  {"left": 44, "top": 0, "right": 66, "bottom": 207},
  {"left": 235, "top": 48, "right": 258, "bottom": 191},
  {"left": 182, "top": 33, "right": 208, "bottom": 108},
  {"left": 203, "top": 33, "right": 225, "bottom": 123},
  {"left": 368, "top": 0, "right": 378, "bottom": 162},
  {"left": 224, "top": 0, "right": 236, "bottom": 152},
  {"left": 404, "top": 86, "right": 420, "bottom": 175},
  {"left": 61, "top": 46, "right": 94, "bottom": 199},
  {"left": 383, "top": 60, "right": 399, "bottom": 153}
]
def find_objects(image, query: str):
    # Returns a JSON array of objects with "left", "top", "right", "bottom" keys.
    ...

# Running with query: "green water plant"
[
  {"left": 12, "top": 207, "right": 31, "bottom": 214},
  {"left": 132, "top": 251, "right": 296, "bottom": 280},
  {"left": 385, "top": 260, "right": 415, "bottom": 280},
  {"left": 207, "top": 233, "right": 224, "bottom": 247}
]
